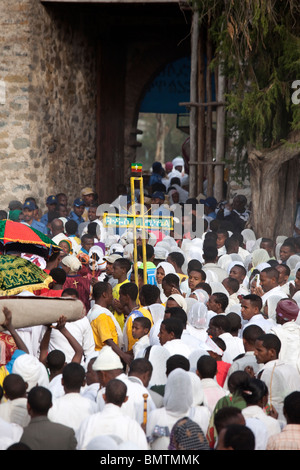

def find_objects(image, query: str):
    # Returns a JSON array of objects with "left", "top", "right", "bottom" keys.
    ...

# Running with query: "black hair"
[
  {"left": 27, "top": 386, "right": 52, "bottom": 414},
  {"left": 196, "top": 282, "right": 212, "bottom": 296},
  {"left": 240, "top": 378, "right": 268, "bottom": 405},
  {"left": 210, "top": 314, "right": 231, "bottom": 333},
  {"left": 167, "top": 251, "right": 185, "bottom": 268},
  {"left": 105, "top": 379, "right": 127, "bottom": 406},
  {"left": 284, "top": 391, "right": 300, "bottom": 424},
  {"left": 187, "top": 259, "right": 202, "bottom": 272},
  {"left": 188, "top": 268, "right": 206, "bottom": 281},
  {"left": 161, "top": 317, "right": 183, "bottom": 339},
  {"left": 92, "top": 281, "right": 111, "bottom": 300},
  {"left": 114, "top": 257, "right": 131, "bottom": 273},
  {"left": 139, "top": 284, "right": 160, "bottom": 305},
  {"left": 137, "top": 243, "right": 154, "bottom": 261},
  {"left": 132, "top": 316, "right": 152, "bottom": 331},
  {"left": 46, "top": 350, "right": 66, "bottom": 372},
  {"left": 65, "top": 220, "right": 78, "bottom": 235},
  {"left": 165, "top": 306, "right": 187, "bottom": 328},
  {"left": 128, "top": 358, "right": 153, "bottom": 376},
  {"left": 242, "top": 324, "right": 264, "bottom": 345},
  {"left": 62, "top": 362, "right": 85, "bottom": 390},
  {"left": 61, "top": 287, "right": 79, "bottom": 298},
  {"left": 242, "top": 294, "right": 263, "bottom": 311},
  {"left": 162, "top": 273, "right": 180, "bottom": 288},
  {"left": 222, "top": 424, "right": 255, "bottom": 450},
  {"left": 256, "top": 333, "right": 281, "bottom": 356},
  {"left": 166, "top": 354, "right": 190, "bottom": 375},
  {"left": 119, "top": 281, "right": 138, "bottom": 301},
  {"left": 49, "top": 267, "right": 67, "bottom": 285},
  {"left": 203, "top": 245, "right": 218, "bottom": 262},
  {"left": 212, "top": 292, "right": 229, "bottom": 311},
  {"left": 223, "top": 277, "right": 240, "bottom": 293},
  {"left": 260, "top": 266, "right": 279, "bottom": 281},
  {"left": 196, "top": 355, "right": 217, "bottom": 378}
]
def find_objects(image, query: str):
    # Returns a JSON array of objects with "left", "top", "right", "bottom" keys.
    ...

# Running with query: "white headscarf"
[
  {"left": 190, "top": 289, "right": 209, "bottom": 304},
  {"left": 155, "top": 262, "right": 176, "bottom": 282},
  {"left": 163, "top": 369, "right": 193, "bottom": 415},
  {"left": 188, "top": 371, "right": 204, "bottom": 407},
  {"left": 287, "top": 255, "right": 300, "bottom": 278},
  {"left": 61, "top": 254, "right": 82, "bottom": 273},
  {"left": 251, "top": 248, "right": 270, "bottom": 268},
  {"left": 12, "top": 354, "right": 49, "bottom": 391},
  {"left": 147, "top": 345, "right": 170, "bottom": 387},
  {"left": 187, "top": 302, "right": 209, "bottom": 329},
  {"left": 167, "top": 294, "right": 187, "bottom": 312}
]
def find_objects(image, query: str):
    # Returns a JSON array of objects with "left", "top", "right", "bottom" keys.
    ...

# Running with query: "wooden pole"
[
  {"left": 189, "top": 9, "right": 199, "bottom": 198},
  {"left": 215, "top": 65, "right": 226, "bottom": 201},
  {"left": 206, "top": 30, "right": 213, "bottom": 197},
  {"left": 197, "top": 27, "right": 206, "bottom": 195}
]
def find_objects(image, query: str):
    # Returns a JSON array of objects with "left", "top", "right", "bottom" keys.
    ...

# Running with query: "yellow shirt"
[
  {"left": 124, "top": 307, "right": 153, "bottom": 352},
  {"left": 112, "top": 279, "right": 129, "bottom": 330},
  {"left": 0, "top": 366, "right": 9, "bottom": 388},
  {"left": 88, "top": 308, "right": 119, "bottom": 351}
]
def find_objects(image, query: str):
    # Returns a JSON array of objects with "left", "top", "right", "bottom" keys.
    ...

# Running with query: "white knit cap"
[{"left": 92, "top": 345, "right": 123, "bottom": 371}]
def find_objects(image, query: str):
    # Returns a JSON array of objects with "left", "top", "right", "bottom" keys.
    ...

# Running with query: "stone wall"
[{"left": 0, "top": 0, "right": 97, "bottom": 214}]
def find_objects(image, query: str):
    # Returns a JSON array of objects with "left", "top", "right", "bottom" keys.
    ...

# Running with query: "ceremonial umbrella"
[
  {"left": 0, "top": 220, "right": 61, "bottom": 259},
  {"left": 0, "top": 254, "right": 53, "bottom": 296}
]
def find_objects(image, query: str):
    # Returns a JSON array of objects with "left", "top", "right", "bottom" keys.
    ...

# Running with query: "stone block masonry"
[{"left": 0, "top": 0, "right": 97, "bottom": 214}]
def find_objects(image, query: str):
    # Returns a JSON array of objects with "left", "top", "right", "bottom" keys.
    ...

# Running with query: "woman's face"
[{"left": 156, "top": 266, "right": 165, "bottom": 285}]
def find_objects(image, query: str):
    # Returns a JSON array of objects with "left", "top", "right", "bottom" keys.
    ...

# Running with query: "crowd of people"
[{"left": 0, "top": 156, "right": 300, "bottom": 451}]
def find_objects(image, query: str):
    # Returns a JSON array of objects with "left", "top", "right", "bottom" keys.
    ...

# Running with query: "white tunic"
[
  {"left": 75, "top": 403, "right": 149, "bottom": 450},
  {"left": 48, "top": 392, "right": 97, "bottom": 432},
  {"left": 45, "top": 316, "right": 96, "bottom": 364}
]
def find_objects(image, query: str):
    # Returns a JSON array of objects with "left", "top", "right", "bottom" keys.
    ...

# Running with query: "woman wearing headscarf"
[
  {"left": 61, "top": 255, "right": 91, "bottom": 313},
  {"left": 187, "top": 301, "right": 210, "bottom": 344},
  {"left": 187, "top": 371, "right": 211, "bottom": 435},
  {"left": 168, "top": 417, "right": 210, "bottom": 450},
  {"left": 250, "top": 248, "right": 270, "bottom": 270},
  {"left": 155, "top": 262, "right": 176, "bottom": 303},
  {"left": 146, "top": 369, "right": 194, "bottom": 450}
]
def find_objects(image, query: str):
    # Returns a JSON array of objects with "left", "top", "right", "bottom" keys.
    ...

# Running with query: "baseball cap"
[
  {"left": 73, "top": 198, "right": 85, "bottom": 207},
  {"left": 151, "top": 191, "right": 165, "bottom": 200},
  {"left": 200, "top": 196, "right": 217, "bottom": 208},
  {"left": 103, "top": 253, "right": 123, "bottom": 264},
  {"left": 81, "top": 187, "right": 94, "bottom": 196},
  {"left": 23, "top": 201, "right": 36, "bottom": 211},
  {"left": 46, "top": 195, "right": 58, "bottom": 205}
]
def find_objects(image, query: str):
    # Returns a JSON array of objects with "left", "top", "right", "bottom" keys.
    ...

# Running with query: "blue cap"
[
  {"left": 23, "top": 200, "right": 36, "bottom": 211},
  {"left": 200, "top": 197, "right": 217, "bottom": 208},
  {"left": 46, "top": 195, "right": 57, "bottom": 205},
  {"left": 74, "top": 198, "right": 85, "bottom": 207},
  {"left": 151, "top": 191, "right": 165, "bottom": 200}
]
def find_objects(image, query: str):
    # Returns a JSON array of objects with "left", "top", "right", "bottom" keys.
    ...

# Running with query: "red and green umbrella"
[
  {"left": 0, "top": 220, "right": 61, "bottom": 259},
  {"left": 0, "top": 254, "right": 53, "bottom": 296}
]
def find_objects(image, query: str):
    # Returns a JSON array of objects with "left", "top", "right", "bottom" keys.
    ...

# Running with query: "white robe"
[
  {"left": 75, "top": 403, "right": 149, "bottom": 450},
  {"left": 44, "top": 316, "right": 95, "bottom": 364},
  {"left": 242, "top": 405, "right": 281, "bottom": 439},
  {"left": 48, "top": 392, "right": 97, "bottom": 432},
  {"left": 258, "top": 359, "right": 300, "bottom": 425},
  {"left": 0, "top": 417, "right": 23, "bottom": 450},
  {"left": 96, "top": 373, "right": 156, "bottom": 425},
  {"left": 0, "top": 397, "right": 30, "bottom": 427},
  {"left": 219, "top": 332, "right": 245, "bottom": 363}
]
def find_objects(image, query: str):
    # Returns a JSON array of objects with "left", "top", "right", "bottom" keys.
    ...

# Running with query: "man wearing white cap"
[{"left": 92, "top": 346, "right": 156, "bottom": 426}]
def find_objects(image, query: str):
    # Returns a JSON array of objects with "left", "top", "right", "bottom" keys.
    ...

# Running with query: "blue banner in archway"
[{"left": 139, "top": 56, "right": 215, "bottom": 114}]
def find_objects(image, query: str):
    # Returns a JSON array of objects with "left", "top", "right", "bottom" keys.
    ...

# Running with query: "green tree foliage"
[{"left": 193, "top": 0, "right": 300, "bottom": 152}]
